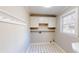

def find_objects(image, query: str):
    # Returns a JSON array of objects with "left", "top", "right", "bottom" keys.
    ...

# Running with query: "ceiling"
[{"left": 29, "top": 6, "right": 74, "bottom": 16}]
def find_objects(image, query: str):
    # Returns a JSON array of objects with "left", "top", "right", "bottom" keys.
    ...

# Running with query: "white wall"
[
  {"left": 0, "top": 6, "right": 30, "bottom": 53},
  {"left": 55, "top": 7, "right": 79, "bottom": 52},
  {"left": 0, "top": 6, "right": 28, "bottom": 22}
]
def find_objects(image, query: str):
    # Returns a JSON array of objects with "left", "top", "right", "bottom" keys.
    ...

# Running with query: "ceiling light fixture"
[{"left": 43, "top": 6, "right": 52, "bottom": 8}]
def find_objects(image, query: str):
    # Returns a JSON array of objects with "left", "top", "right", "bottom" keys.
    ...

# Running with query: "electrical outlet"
[{"left": 53, "top": 40, "right": 55, "bottom": 42}]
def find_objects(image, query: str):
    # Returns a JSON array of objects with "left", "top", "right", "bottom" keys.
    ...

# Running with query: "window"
[{"left": 61, "top": 8, "right": 78, "bottom": 35}]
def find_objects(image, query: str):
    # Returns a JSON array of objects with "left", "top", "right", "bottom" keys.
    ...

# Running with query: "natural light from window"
[{"left": 61, "top": 9, "right": 78, "bottom": 35}]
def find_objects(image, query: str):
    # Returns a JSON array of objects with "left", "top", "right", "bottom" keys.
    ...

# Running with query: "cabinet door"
[
  {"left": 48, "top": 17, "right": 56, "bottom": 27},
  {"left": 30, "top": 17, "right": 39, "bottom": 27},
  {"left": 38, "top": 17, "right": 48, "bottom": 23}
]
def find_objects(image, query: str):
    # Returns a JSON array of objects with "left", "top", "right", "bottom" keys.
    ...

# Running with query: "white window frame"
[{"left": 60, "top": 8, "right": 78, "bottom": 37}]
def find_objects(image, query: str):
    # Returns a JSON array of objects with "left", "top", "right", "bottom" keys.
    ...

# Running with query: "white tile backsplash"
[{"left": 31, "top": 31, "right": 55, "bottom": 43}]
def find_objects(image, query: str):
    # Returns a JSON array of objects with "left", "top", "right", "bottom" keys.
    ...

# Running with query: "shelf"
[
  {"left": 30, "top": 24, "right": 56, "bottom": 32},
  {"left": 30, "top": 27, "right": 38, "bottom": 29},
  {"left": 48, "top": 27, "right": 56, "bottom": 29},
  {"left": 39, "top": 23, "right": 48, "bottom": 25},
  {"left": 30, "top": 29, "right": 55, "bottom": 32},
  {"left": 30, "top": 27, "right": 56, "bottom": 29},
  {"left": 30, "top": 30, "right": 55, "bottom": 32}
]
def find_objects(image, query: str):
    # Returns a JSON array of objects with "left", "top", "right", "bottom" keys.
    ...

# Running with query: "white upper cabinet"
[
  {"left": 38, "top": 17, "right": 48, "bottom": 23},
  {"left": 48, "top": 17, "right": 56, "bottom": 27},
  {"left": 30, "top": 16, "right": 39, "bottom": 27},
  {"left": 30, "top": 16, "right": 56, "bottom": 28}
]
